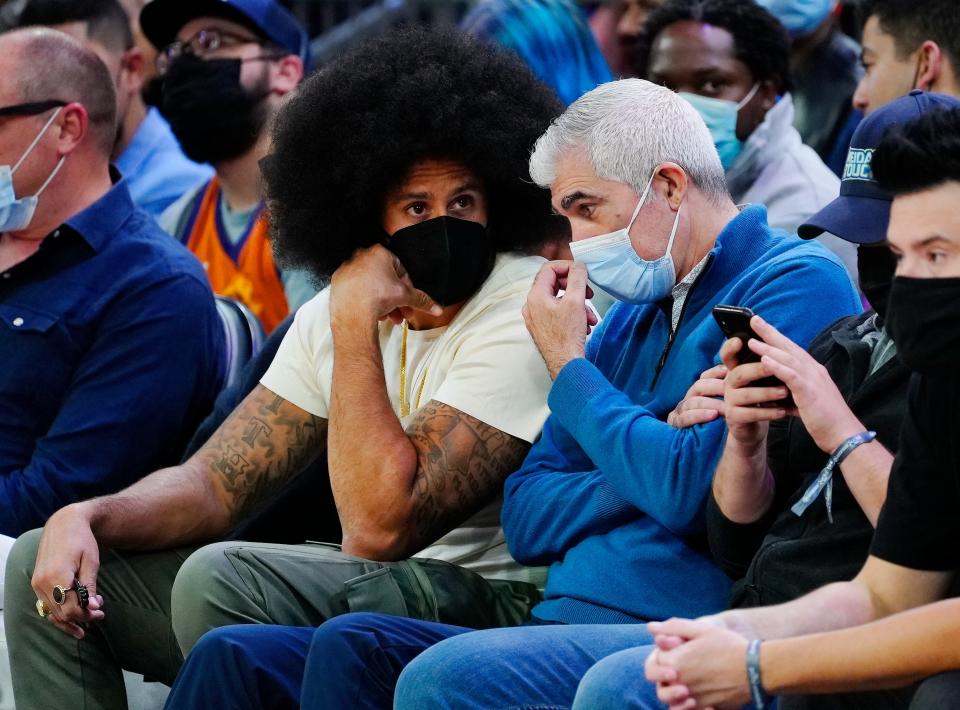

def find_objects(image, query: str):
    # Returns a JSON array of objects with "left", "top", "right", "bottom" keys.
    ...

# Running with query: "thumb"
[
  {"left": 719, "top": 338, "right": 743, "bottom": 371},
  {"left": 405, "top": 286, "right": 442, "bottom": 317}
]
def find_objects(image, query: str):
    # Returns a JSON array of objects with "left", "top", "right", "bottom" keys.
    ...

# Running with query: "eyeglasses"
[
  {"left": 0, "top": 100, "right": 68, "bottom": 118},
  {"left": 157, "top": 28, "right": 267, "bottom": 75}
]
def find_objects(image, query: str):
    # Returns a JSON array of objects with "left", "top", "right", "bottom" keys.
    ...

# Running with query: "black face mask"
[
  {"left": 857, "top": 244, "right": 897, "bottom": 323},
  {"left": 160, "top": 55, "right": 269, "bottom": 165},
  {"left": 885, "top": 276, "right": 960, "bottom": 375},
  {"left": 142, "top": 75, "right": 164, "bottom": 108},
  {"left": 387, "top": 216, "right": 496, "bottom": 306}
]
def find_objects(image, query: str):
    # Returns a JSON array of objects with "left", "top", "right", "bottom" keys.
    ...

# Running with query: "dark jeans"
[
  {"left": 910, "top": 672, "right": 960, "bottom": 709},
  {"left": 165, "top": 614, "right": 657, "bottom": 710},
  {"left": 164, "top": 615, "right": 473, "bottom": 709}
]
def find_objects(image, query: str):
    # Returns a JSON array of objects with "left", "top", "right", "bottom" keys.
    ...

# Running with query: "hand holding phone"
[{"left": 712, "top": 304, "right": 788, "bottom": 393}]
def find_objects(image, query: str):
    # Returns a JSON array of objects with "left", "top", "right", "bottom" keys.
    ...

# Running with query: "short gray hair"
[{"left": 529, "top": 78, "right": 728, "bottom": 202}]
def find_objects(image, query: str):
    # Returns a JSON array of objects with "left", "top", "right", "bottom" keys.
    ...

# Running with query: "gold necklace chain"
[{"left": 399, "top": 321, "right": 428, "bottom": 417}]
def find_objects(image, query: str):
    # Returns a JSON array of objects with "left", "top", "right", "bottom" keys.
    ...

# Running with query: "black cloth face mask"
[
  {"left": 387, "top": 216, "right": 496, "bottom": 307},
  {"left": 885, "top": 275, "right": 960, "bottom": 375},
  {"left": 858, "top": 244, "right": 897, "bottom": 324},
  {"left": 160, "top": 55, "right": 270, "bottom": 165}
]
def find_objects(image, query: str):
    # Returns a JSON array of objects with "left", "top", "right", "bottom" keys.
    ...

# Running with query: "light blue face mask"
[
  {"left": 0, "top": 107, "right": 66, "bottom": 233},
  {"left": 679, "top": 84, "right": 760, "bottom": 171},
  {"left": 754, "top": 0, "right": 834, "bottom": 38},
  {"left": 569, "top": 170, "right": 683, "bottom": 304}
]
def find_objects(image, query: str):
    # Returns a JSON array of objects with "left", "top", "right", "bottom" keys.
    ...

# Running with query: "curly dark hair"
[
  {"left": 635, "top": 0, "right": 792, "bottom": 94},
  {"left": 873, "top": 107, "right": 960, "bottom": 196},
  {"left": 262, "top": 25, "right": 565, "bottom": 279}
]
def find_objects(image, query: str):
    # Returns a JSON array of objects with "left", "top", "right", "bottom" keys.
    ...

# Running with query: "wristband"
[
  {"left": 791, "top": 430, "right": 877, "bottom": 523},
  {"left": 746, "top": 638, "right": 768, "bottom": 709}
]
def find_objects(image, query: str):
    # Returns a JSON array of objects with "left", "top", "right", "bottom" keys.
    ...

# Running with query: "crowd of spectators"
[{"left": 1, "top": 0, "right": 959, "bottom": 709}]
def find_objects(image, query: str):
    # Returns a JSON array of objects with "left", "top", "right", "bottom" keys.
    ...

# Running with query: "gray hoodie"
[{"left": 727, "top": 93, "right": 858, "bottom": 283}]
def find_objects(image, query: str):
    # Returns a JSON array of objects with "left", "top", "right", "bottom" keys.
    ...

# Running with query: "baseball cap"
[
  {"left": 799, "top": 91, "right": 960, "bottom": 244},
  {"left": 140, "top": 0, "right": 309, "bottom": 65}
]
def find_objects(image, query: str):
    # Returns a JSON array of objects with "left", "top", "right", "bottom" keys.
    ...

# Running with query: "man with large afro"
[
  {"left": 264, "top": 24, "right": 568, "bottom": 279},
  {"left": 15, "top": 24, "right": 572, "bottom": 708}
]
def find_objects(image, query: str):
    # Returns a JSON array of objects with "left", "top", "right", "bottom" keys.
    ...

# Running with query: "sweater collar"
[
  {"left": 652, "top": 204, "right": 776, "bottom": 315},
  {"left": 689, "top": 204, "right": 777, "bottom": 295}
]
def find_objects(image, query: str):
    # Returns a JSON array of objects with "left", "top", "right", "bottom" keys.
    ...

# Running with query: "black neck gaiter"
[
  {"left": 161, "top": 55, "right": 269, "bottom": 165},
  {"left": 857, "top": 244, "right": 897, "bottom": 324},
  {"left": 885, "top": 275, "right": 960, "bottom": 374}
]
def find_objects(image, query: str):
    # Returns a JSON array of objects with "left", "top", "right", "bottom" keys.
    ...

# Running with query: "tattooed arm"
[
  {"left": 80, "top": 384, "right": 326, "bottom": 547},
  {"left": 328, "top": 322, "right": 529, "bottom": 561},
  {"left": 325, "top": 244, "right": 530, "bottom": 559},
  {"left": 403, "top": 402, "right": 531, "bottom": 557},
  {"left": 31, "top": 384, "right": 326, "bottom": 635},
  {"left": 332, "top": 397, "right": 529, "bottom": 562}
]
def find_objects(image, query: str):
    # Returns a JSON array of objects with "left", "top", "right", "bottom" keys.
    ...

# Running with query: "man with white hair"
[{"left": 159, "top": 78, "right": 862, "bottom": 710}]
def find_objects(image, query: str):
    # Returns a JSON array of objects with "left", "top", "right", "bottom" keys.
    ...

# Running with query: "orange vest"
[{"left": 183, "top": 178, "right": 288, "bottom": 333}]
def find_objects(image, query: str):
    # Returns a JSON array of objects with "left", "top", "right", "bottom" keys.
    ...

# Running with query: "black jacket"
[{"left": 705, "top": 312, "right": 910, "bottom": 608}]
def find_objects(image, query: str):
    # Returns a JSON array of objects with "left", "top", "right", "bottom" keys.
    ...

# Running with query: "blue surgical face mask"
[
  {"left": 754, "top": 0, "right": 834, "bottom": 38},
  {"left": 569, "top": 170, "right": 683, "bottom": 304},
  {"left": 0, "top": 108, "right": 66, "bottom": 233},
  {"left": 680, "top": 84, "right": 760, "bottom": 171}
]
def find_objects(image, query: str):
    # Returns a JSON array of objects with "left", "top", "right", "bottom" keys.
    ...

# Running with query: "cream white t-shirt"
[{"left": 260, "top": 252, "right": 552, "bottom": 584}]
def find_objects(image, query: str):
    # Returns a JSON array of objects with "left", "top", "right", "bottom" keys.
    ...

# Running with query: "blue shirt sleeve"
[
  {"left": 0, "top": 274, "right": 224, "bottom": 535},
  {"left": 502, "top": 414, "right": 638, "bottom": 566}
]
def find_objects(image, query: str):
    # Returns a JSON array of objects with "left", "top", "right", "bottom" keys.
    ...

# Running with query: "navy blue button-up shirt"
[{"left": 0, "top": 175, "right": 226, "bottom": 535}]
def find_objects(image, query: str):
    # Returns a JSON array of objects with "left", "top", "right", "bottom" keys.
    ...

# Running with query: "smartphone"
[{"left": 712, "top": 305, "right": 785, "bottom": 389}]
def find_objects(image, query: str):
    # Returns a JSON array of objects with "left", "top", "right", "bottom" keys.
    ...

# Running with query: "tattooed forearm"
[
  {"left": 200, "top": 386, "right": 328, "bottom": 525},
  {"left": 405, "top": 401, "right": 530, "bottom": 551},
  {"left": 240, "top": 417, "right": 273, "bottom": 447}
]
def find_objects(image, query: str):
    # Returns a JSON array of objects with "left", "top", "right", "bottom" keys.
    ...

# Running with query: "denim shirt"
[
  {"left": 116, "top": 107, "right": 213, "bottom": 219},
  {"left": 0, "top": 174, "right": 225, "bottom": 535}
]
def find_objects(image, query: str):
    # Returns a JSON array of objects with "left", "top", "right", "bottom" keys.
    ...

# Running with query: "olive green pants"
[{"left": 6, "top": 530, "right": 540, "bottom": 710}]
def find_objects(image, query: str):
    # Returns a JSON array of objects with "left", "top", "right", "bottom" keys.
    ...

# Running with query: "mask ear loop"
[
  {"left": 663, "top": 202, "right": 683, "bottom": 257},
  {"left": 33, "top": 155, "right": 67, "bottom": 199},
  {"left": 631, "top": 167, "right": 684, "bottom": 260},
  {"left": 911, "top": 58, "right": 924, "bottom": 91},
  {"left": 11, "top": 107, "right": 63, "bottom": 175},
  {"left": 735, "top": 83, "right": 761, "bottom": 111},
  {"left": 626, "top": 169, "right": 658, "bottom": 233}
]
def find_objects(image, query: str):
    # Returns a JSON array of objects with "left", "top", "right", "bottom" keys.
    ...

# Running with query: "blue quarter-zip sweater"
[{"left": 502, "top": 205, "right": 862, "bottom": 625}]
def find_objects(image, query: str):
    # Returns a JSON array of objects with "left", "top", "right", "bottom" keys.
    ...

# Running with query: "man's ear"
[
  {"left": 55, "top": 103, "right": 89, "bottom": 156},
  {"left": 271, "top": 55, "right": 304, "bottom": 95},
  {"left": 915, "top": 40, "right": 944, "bottom": 91},
  {"left": 757, "top": 79, "right": 779, "bottom": 112},
  {"left": 657, "top": 162, "right": 688, "bottom": 211},
  {"left": 119, "top": 47, "right": 147, "bottom": 95}
]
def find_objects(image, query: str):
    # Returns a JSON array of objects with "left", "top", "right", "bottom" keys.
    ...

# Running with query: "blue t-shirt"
[{"left": 0, "top": 174, "right": 226, "bottom": 535}]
